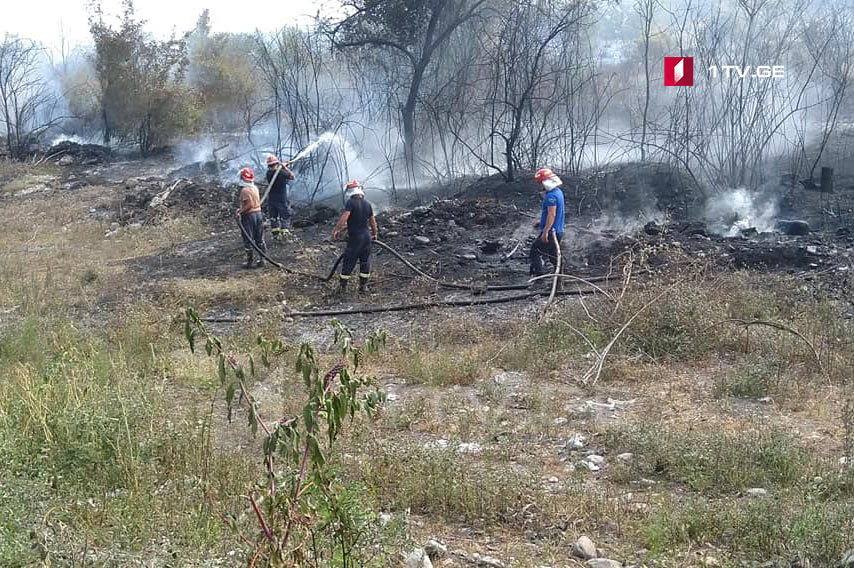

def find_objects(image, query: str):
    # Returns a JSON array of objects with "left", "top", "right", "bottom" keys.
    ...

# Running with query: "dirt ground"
[{"left": 3, "top": 153, "right": 854, "bottom": 568}]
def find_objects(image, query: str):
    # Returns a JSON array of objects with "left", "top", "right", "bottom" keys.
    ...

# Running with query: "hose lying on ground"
[
  {"left": 239, "top": 221, "right": 635, "bottom": 291},
  {"left": 202, "top": 286, "right": 606, "bottom": 321},
  {"left": 237, "top": 219, "right": 342, "bottom": 281}
]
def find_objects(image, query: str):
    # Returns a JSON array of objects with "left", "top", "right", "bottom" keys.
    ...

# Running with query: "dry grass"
[{"left": 3, "top": 166, "right": 854, "bottom": 567}]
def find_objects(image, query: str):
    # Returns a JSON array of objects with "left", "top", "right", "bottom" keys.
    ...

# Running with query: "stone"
[
  {"left": 424, "top": 539, "right": 447, "bottom": 562},
  {"left": 586, "top": 454, "right": 605, "bottom": 465},
  {"left": 456, "top": 442, "right": 482, "bottom": 454},
  {"left": 58, "top": 155, "right": 74, "bottom": 165},
  {"left": 839, "top": 549, "right": 854, "bottom": 567},
  {"left": 617, "top": 453, "right": 634, "bottom": 462},
  {"left": 775, "top": 219, "right": 811, "bottom": 236},
  {"left": 379, "top": 513, "right": 392, "bottom": 526},
  {"left": 582, "top": 460, "right": 600, "bottom": 472},
  {"left": 405, "top": 548, "right": 433, "bottom": 568},
  {"left": 566, "top": 433, "right": 587, "bottom": 450},
  {"left": 553, "top": 417, "right": 568, "bottom": 426},
  {"left": 473, "top": 553, "right": 506, "bottom": 568},
  {"left": 746, "top": 487, "right": 768, "bottom": 498},
  {"left": 572, "top": 535, "right": 597, "bottom": 560},
  {"left": 547, "top": 476, "right": 559, "bottom": 484},
  {"left": 585, "top": 560, "right": 621, "bottom": 568},
  {"left": 461, "top": 253, "right": 478, "bottom": 261},
  {"left": 480, "top": 240, "right": 503, "bottom": 254},
  {"left": 414, "top": 235, "right": 431, "bottom": 245},
  {"left": 643, "top": 221, "right": 662, "bottom": 235}
]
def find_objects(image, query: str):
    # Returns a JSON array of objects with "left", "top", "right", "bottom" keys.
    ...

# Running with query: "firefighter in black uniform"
[
  {"left": 331, "top": 180, "right": 378, "bottom": 293},
  {"left": 265, "top": 155, "right": 295, "bottom": 238}
]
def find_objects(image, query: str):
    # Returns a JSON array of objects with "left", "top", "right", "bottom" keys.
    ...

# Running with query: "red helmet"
[
  {"left": 238, "top": 167, "right": 255, "bottom": 183},
  {"left": 344, "top": 180, "right": 364, "bottom": 198},
  {"left": 266, "top": 155, "right": 279, "bottom": 166},
  {"left": 534, "top": 168, "right": 554, "bottom": 183}
]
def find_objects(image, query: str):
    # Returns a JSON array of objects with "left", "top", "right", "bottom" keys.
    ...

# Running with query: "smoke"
[
  {"left": 50, "top": 134, "right": 98, "bottom": 146},
  {"left": 704, "top": 188, "right": 779, "bottom": 236}
]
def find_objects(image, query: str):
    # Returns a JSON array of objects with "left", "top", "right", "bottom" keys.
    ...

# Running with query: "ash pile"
[
  {"left": 48, "top": 141, "right": 113, "bottom": 166},
  {"left": 120, "top": 178, "right": 237, "bottom": 226}
]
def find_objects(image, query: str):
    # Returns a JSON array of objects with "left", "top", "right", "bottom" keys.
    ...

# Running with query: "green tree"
[{"left": 89, "top": 0, "right": 197, "bottom": 154}]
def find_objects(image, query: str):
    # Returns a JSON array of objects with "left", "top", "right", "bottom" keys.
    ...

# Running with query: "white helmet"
[{"left": 344, "top": 180, "right": 365, "bottom": 198}]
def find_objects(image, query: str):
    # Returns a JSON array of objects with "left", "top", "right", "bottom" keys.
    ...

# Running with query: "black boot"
[
  {"left": 358, "top": 276, "right": 370, "bottom": 293},
  {"left": 243, "top": 250, "right": 254, "bottom": 269},
  {"left": 338, "top": 277, "right": 349, "bottom": 295},
  {"left": 254, "top": 244, "right": 266, "bottom": 268}
]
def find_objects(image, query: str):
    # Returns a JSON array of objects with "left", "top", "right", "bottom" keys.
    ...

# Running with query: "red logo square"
[{"left": 664, "top": 57, "right": 693, "bottom": 86}]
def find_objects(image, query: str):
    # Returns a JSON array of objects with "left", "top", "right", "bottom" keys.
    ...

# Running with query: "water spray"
[{"left": 260, "top": 132, "right": 341, "bottom": 205}]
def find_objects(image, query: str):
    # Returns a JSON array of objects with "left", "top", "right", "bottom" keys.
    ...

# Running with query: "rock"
[
  {"left": 405, "top": 548, "right": 433, "bottom": 568},
  {"left": 553, "top": 417, "right": 568, "bottom": 426},
  {"left": 379, "top": 513, "right": 392, "bottom": 526},
  {"left": 424, "top": 539, "right": 447, "bottom": 562},
  {"left": 839, "top": 549, "right": 854, "bottom": 567},
  {"left": 586, "top": 454, "right": 605, "bottom": 465},
  {"left": 473, "top": 553, "right": 506, "bottom": 568},
  {"left": 412, "top": 206, "right": 432, "bottom": 218},
  {"left": 644, "top": 221, "right": 662, "bottom": 235},
  {"left": 448, "top": 220, "right": 457, "bottom": 227},
  {"left": 456, "top": 442, "right": 482, "bottom": 454},
  {"left": 480, "top": 239, "right": 503, "bottom": 254},
  {"left": 566, "top": 433, "right": 587, "bottom": 450},
  {"left": 776, "top": 219, "right": 811, "bottom": 236},
  {"left": 414, "top": 235, "right": 431, "bottom": 245},
  {"left": 424, "top": 439, "right": 449, "bottom": 450},
  {"left": 572, "top": 535, "right": 598, "bottom": 560},
  {"left": 586, "top": 560, "right": 621, "bottom": 568},
  {"left": 582, "top": 460, "right": 600, "bottom": 472},
  {"left": 746, "top": 487, "right": 768, "bottom": 498},
  {"left": 385, "top": 231, "right": 400, "bottom": 237},
  {"left": 617, "top": 453, "right": 634, "bottom": 462},
  {"left": 58, "top": 155, "right": 74, "bottom": 165},
  {"left": 461, "top": 253, "right": 478, "bottom": 261}
]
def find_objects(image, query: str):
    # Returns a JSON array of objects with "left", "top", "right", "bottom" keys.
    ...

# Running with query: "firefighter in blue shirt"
[{"left": 530, "top": 167, "right": 565, "bottom": 277}]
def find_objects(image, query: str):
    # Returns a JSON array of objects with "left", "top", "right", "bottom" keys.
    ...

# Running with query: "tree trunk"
[{"left": 402, "top": 61, "right": 428, "bottom": 179}]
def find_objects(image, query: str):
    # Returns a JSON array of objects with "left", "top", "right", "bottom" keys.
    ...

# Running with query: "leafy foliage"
[
  {"left": 88, "top": 0, "right": 197, "bottom": 153},
  {"left": 183, "top": 308, "right": 388, "bottom": 566}
]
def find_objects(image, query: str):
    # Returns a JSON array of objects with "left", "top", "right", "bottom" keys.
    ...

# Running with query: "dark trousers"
[
  {"left": 340, "top": 231, "right": 372, "bottom": 279},
  {"left": 268, "top": 200, "right": 290, "bottom": 230},
  {"left": 530, "top": 231, "right": 563, "bottom": 276},
  {"left": 240, "top": 211, "right": 266, "bottom": 253}
]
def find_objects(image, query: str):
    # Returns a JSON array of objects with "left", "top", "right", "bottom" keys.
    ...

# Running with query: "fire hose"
[{"left": 238, "top": 219, "right": 625, "bottom": 291}]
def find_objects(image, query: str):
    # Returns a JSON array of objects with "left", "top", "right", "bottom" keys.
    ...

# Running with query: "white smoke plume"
[{"left": 704, "top": 188, "right": 779, "bottom": 236}]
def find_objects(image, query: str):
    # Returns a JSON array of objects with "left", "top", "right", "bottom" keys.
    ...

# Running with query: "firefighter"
[
  {"left": 236, "top": 167, "right": 266, "bottom": 268},
  {"left": 530, "top": 167, "right": 565, "bottom": 278},
  {"left": 265, "top": 155, "right": 295, "bottom": 238},
  {"left": 331, "top": 180, "right": 378, "bottom": 293}
]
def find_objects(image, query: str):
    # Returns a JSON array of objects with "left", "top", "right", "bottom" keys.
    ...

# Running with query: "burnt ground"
[
  {"left": 6, "top": 153, "right": 854, "bottom": 328},
  {"left": 110, "top": 161, "right": 854, "bottom": 323}
]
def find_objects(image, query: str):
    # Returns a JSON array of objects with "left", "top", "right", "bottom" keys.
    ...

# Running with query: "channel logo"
[{"left": 664, "top": 57, "right": 693, "bottom": 86}]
